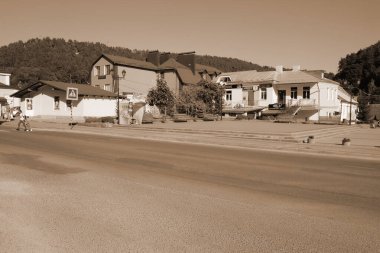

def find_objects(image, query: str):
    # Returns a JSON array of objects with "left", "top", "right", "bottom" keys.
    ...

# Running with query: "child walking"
[{"left": 16, "top": 109, "right": 32, "bottom": 131}]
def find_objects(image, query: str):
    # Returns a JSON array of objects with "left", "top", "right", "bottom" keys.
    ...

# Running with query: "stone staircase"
[{"left": 275, "top": 106, "right": 301, "bottom": 123}]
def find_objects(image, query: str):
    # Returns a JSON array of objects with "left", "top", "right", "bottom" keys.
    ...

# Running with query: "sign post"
[{"left": 66, "top": 87, "right": 78, "bottom": 129}]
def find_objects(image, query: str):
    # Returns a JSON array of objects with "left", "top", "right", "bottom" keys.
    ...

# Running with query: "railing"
[{"left": 286, "top": 99, "right": 317, "bottom": 107}]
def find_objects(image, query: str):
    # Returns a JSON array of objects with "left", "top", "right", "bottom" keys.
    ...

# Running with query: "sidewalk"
[{"left": 3, "top": 119, "right": 380, "bottom": 161}]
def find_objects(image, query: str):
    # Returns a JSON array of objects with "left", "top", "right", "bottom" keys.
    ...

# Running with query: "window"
[
  {"left": 226, "top": 90, "right": 232, "bottom": 101},
  {"left": 95, "top": 66, "right": 100, "bottom": 76},
  {"left": 26, "top": 98, "right": 33, "bottom": 110},
  {"left": 54, "top": 96, "right": 60, "bottom": 110},
  {"left": 303, "top": 87, "right": 310, "bottom": 99},
  {"left": 221, "top": 76, "right": 231, "bottom": 82},
  {"left": 104, "top": 84, "right": 111, "bottom": 92},
  {"left": 291, "top": 87, "right": 297, "bottom": 99},
  {"left": 261, "top": 87, "right": 267, "bottom": 100},
  {"left": 105, "top": 65, "right": 111, "bottom": 75},
  {"left": 327, "top": 88, "right": 330, "bottom": 100}
]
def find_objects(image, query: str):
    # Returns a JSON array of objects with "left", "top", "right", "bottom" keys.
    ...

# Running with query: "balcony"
[{"left": 287, "top": 99, "right": 317, "bottom": 107}]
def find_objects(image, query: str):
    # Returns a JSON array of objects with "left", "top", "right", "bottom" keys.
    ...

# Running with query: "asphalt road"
[{"left": 1, "top": 129, "right": 380, "bottom": 252}]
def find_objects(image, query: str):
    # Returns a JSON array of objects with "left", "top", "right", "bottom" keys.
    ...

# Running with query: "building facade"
[
  {"left": 215, "top": 66, "right": 358, "bottom": 123},
  {"left": 11, "top": 80, "right": 117, "bottom": 122}
]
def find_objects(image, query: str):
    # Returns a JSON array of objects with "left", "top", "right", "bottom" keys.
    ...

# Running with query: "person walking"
[{"left": 16, "top": 109, "right": 32, "bottom": 131}]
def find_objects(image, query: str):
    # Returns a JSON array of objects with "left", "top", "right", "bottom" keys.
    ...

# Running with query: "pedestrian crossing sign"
[{"left": 66, "top": 87, "right": 78, "bottom": 100}]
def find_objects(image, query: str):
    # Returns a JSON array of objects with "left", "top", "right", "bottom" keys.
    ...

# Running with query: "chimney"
[
  {"left": 159, "top": 52, "right": 171, "bottom": 65},
  {"left": 292, "top": 65, "right": 301, "bottom": 72},
  {"left": 177, "top": 51, "right": 196, "bottom": 74},
  {"left": 146, "top": 50, "right": 160, "bottom": 66},
  {"left": 275, "top": 65, "right": 283, "bottom": 73}
]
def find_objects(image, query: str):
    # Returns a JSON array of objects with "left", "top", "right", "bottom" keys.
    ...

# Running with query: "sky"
[{"left": 1, "top": 0, "right": 379, "bottom": 73}]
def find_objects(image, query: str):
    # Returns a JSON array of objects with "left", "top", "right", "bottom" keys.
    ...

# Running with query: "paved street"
[{"left": 1, "top": 129, "right": 380, "bottom": 252}]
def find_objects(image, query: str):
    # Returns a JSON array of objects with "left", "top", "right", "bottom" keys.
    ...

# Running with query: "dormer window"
[{"left": 222, "top": 77, "right": 231, "bottom": 82}]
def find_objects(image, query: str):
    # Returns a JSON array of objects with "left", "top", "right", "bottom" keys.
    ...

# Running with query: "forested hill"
[
  {"left": 335, "top": 41, "right": 380, "bottom": 95},
  {"left": 0, "top": 37, "right": 273, "bottom": 87}
]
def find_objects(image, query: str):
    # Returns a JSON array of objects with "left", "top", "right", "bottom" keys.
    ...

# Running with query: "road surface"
[{"left": 1, "top": 129, "right": 380, "bottom": 252}]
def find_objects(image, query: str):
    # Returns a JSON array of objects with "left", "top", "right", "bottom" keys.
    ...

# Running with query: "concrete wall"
[
  {"left": 82, "top": 98, "right": 116, "bottom": 117},
  {"left": 118, "top": 66, "right": 157, "bottom": 96}
]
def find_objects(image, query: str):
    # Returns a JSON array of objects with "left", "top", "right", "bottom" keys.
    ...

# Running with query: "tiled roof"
[
  {"left": 12, "top": 80, "right": 117, "bottom": 98},
  {"left": 195, "top": 64, "right": 222, "bottom": 74},
  {"left": 160, "top": 58, "right": 188, "bottom": 70},
  {"left": 160, "top": 58, "right": 202, "bottom": 85},
  {"left": 102, "top": 54, "right": 159, "bottom": 71},
  {"left": 97, "top": 54, "right": 218, "bottom": 86},
  {"left": 222, "top": 70, "right": 277, "bottom": 83}
]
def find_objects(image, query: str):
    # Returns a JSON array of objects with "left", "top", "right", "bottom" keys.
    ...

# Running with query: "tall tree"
[{"left": 146, "top": 79, "right": 175, "bottom": 117}]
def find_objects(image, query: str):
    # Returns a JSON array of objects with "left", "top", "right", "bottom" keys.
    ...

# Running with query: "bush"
[
  {"left": 236, "top": 114, "right": 248, "bottom": 120},
  {"left": 85, "top": 117, "right": 101, "bottom": 123},
  {"left": 85, "top": 117, "right": 115, "bottom": 123},
  {"left": 101, "top": 116, "right": 115, "bottom": 123}
]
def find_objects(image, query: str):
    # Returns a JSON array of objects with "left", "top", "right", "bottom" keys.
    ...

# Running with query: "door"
[
  {"left": 278, "top": 90, "right": 286, "bottom": 105},
  {"left": 247, "top": 90, "right": 254, "bottom": 106}
]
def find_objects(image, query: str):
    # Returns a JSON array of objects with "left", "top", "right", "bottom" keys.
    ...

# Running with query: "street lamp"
[{"left": 111, "top": 68, "right": 126, "bottom": 124}]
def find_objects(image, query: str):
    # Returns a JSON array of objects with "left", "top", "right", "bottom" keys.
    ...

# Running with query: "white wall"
[
  {"left": 224, "top": 87, "right": 243, "bottom": 107},
  {"left": 20, "top": 87, "right": 116, "bottom": 120},
  {"left": 82, "top": 98, "right": 116, "bottom": 117},
  {"left": 0, "top": 73, "right": 11, "bottom": 85},
  {"left": 0, "top": 88, "right": 20, "bottom": 107}
]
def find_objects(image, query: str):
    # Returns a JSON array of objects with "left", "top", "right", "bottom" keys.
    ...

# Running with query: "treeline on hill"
[
  {"left": 0, "top": 37, "right": 272, "bottom": 87},
  {"left": 335, "top": 41, "right": 380, "bottom": 97}
]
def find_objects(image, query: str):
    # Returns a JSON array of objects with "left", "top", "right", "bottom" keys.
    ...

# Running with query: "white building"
[
  {"left": 0, "top": 72, "right": 20, "bottom": 108},
  {"left": 215, "top": 66, "right": 358, "bottom": 123},
  {"left": 11, "top": 80, "right": 117, "bottom": 122}
]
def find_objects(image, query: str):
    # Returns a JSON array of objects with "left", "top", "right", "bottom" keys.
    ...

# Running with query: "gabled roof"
[
  {"left": 100, "top": 54, "right": 159, "bottom": 71},
  {"left": 11, "top": 80, "right": 117, "bottom": 98},
  {"left": 220, "top": 70, "right": 277, "bottom": 83},
  {"left": 195, "top": 64, "right": 222, "bottom": 74},
  {"left": 160, "top": 58, "right": 188, "bottom": 70},
  {"left": 160, "top": 58, "right": 202, "bottom": 85}
]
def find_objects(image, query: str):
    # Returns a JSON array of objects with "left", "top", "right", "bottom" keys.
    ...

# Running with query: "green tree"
[
  {"left": 176, "top": 81, "right": 225, "bottom": 116},
  {"left": 146, "top": 79, "right": 175, "bottom": 117}
]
